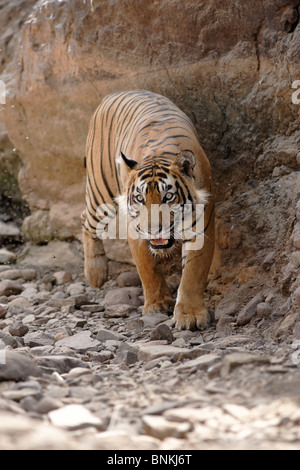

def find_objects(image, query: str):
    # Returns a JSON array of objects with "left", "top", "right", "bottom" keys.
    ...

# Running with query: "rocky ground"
[{"left": 1, "top": 225, "right": 300, "bottom": 451}]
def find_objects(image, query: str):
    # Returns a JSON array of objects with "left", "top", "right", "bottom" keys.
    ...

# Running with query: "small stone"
[
  {"left": 114, "top": 349, "right": 138, "bottom": 365},
  {"left": 0, "top": 305, "right": 7, "bottom": 319},
  {"left": 142, "top": 313, "right": 169, "bottom": 328},
  {"left": 117, "top": 271, "right": 141, "bottom": 287},
  {"left": 24, "top": 331, "right": 54, "bottom": 348},
  {"left": 262, "top": 252, "right": 275, "bottom": 271},
  {"left": 0, "top": 221, "right": 20, "bottom": 239},
  {"left": 149, "top": 324, "right": 174, "bottom": 344},
  {"left": 0, "top": 269, "right": 36, "bottom": 281},
  {"left": 256, "top": 302, "right": 272, "bottom": 318},
  {"left": 177, "top": 353, "right": 220, "bottom": 372},
  {"left": 0, "top": 351, "right": 42, "bottom": 381},
  {"left": 60, "top": 304, "right": 75, "bottom": 314},
  {"left": 0, "top": 331, "right": 18, "bottom": 348},
  {"left": 216, "top": 315, "right": 235, "bottom": 334},
  {"left": 0, "top": 280, "right": 23, "bottom": 297},
  {"left": 8, "top": 322, "right": 29, "bottom": 337},
  {"left": 8, "top": 297, "right": 32, "bottom": 310},
  {"left": 34, "top": 355, "right": 88, "bottom": 374},
  {"left": 54, "top": 332, "right": 69, "bottom": 342},
  {"left": 293, "top": 322, "right": 300, "bottom": 339},
  {"left": 220, "top": 352, "right": 270, "bottom": 377},
  {"left": 35, "top": 396, "right": 62, "bottom": 414},
  {"left": 48, "top": 404, "right": 103, "bottom": 430},
  {"left": 55, "top": 330, "right": 100, "bottom": 352},
  {"left": 104, "top": 304, "right": 137, "bottom": 318},
  {"left": 90, "top": 350, "right": 113, "bottom": 362},
  {"left": 103, "top": 288, "right": 142, "bottom": 308},
  {"left": 53, "top": 271, "right": 72, "bottom": 285},
  {"left": 237, "top": 293, "right": 264, "bottom": 326},
  {"left": 0, "top": 248, "right": 16, "bottom": 265},
  {"left": 215, "top": 302, "right": 237, "bottom": 321},
  {"left": 137, "top": 342, "right": 189, "bottom": 362},
  {"left": 66, "top": 282, "right": 85, "bottom": 296},
  {"left": 96, "top": 328, "right": 126, "bottom": 342},
  {"left": 142, "top": 414, "right": 191, "bottom": 439},
  {"left": 21, "top": 287, "right": 38, "bottom": 300}
]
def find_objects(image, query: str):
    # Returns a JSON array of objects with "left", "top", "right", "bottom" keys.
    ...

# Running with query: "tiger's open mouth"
[{"left": 149, "top": 238, "right": 174, "bottom": 249}]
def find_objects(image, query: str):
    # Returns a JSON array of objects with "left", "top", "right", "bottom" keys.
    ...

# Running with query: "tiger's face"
[{"left": 117, "top": 152, "right": 209, "bottom": 256}]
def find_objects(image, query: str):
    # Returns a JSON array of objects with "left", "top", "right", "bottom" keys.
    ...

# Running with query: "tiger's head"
[{"left": 117, "top": 151, "right": 209, "bottom": 255}]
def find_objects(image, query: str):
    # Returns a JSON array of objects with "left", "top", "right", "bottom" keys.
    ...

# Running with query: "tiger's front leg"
[
  {"left": 174, "top": 203, "right": 215, "bottom": 330},
  {"left": 127, "top": 237, "right": 175, "bottom": 314}
]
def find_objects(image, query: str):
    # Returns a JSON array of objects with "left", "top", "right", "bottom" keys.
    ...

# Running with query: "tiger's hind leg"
[{"left": 82, "top": 214, "right": 108, "bottom": 288}]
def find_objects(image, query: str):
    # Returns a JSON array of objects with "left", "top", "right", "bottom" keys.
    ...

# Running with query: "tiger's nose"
[{"left": 148, "top": 228, "right": 160, "bottom": 236}]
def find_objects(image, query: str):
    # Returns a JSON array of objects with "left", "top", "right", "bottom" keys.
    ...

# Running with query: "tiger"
[{"left": 82, "top": 90, "right": 215, "bottom": 330}]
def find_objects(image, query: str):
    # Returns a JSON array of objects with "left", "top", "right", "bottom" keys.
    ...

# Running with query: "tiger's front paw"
[
  {"left": 174, "top": 302, "right": 210, "bottom": 330},
  {"left": 143, "top": 298, "right": 175, "bottom": 315}
]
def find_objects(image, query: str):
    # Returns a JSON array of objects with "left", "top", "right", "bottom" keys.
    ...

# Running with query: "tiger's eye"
[
  {"left": 165, "top": 192, "right": 174, "bottom": 201},
  {"left": 135, "top": 194, "right": 144, "bottom": 203}
]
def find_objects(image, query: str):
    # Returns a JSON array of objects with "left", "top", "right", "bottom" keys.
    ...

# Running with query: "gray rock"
[
  {"left": 53, "top": 271, "right": 72, "bottom": 285},
  {"left": 262, "top": 252, "right": 275, "bottom": 271},
  {"left": 220, "top": 352, "right": 270, "bottom": 378},
  {"left": 0, "top": 269, "right": 36, "bottom": 281},
  {"left": 149, "top": 324, "right": 174, "bottom": 344},
  {"left": 21, "top": 287, "right": 38, "bottom": 300},
  {"left": 142, "top": 313, "right": 169, "bottom": 328},
  {"left": 215, "top": 302, "right": 237, "bottom": 321},
  {"left": 0, "top": 248, "right": 16, "bottom": 265},
  {"left": 114, "top": 349, "right": 138, "bottom": 365},
  {"left": 48, "top": 404, "right": 103, "bottom": 430},
  {"left": 89, "top": 350, "right": 113, "bottom": 362},
  {"left": 177, "top": 353, "right": 220, "bottom": 372},
  {"left": 24, "top": 331, "right": 55, "bottom": 348},
  {"left": 66, "top": 282, "right": 85, "bottom": 296},
  {"left": 237, "top": 293, "right": 264, "bottom": 326},
  {"left": 216, "top": 315, "right": 235, "bottom": 334},
  {"left": 0, "top": 280, "right": 23, "bottom": 297},
  {"left": 117, "top": 271, "right": 141, "bottom": 287},
  {"left": 55, "top": 331, "right": 100, "bottom": 352},
  {"left": 0, "top": 351, "right": 42, "bottom": 381},
  {"left": 256, "top": 302, "right": 272, "bottom": 318},
  {"left": 33, "top": 355, "right": 89, "bottom": 374},
  {"left": 35, "top": 396, "right": 63, "bottom": 414},
  {"left": 0, "top": 305, "right": 7, "bottom": 319},
  {"left": 114, "top": 342, "right": 139, "bottom": 365},
  {"left": 8, "top": 322, "right": 29, "bottom": 337},
  {"left": 0, "top": 221, "right": 20, "bottom": 239},
  {"left": 0, "top": 331, "right": 18, "bottom": 348},
  {"left": 137, "top": 342, "right": 189, "bottom": 362},
  {"left": 293, "top": 322, "right": 300, "bottom": 339},
  {"left": 103, "top": 304, "right": 137, "bottom": 318},
  {"left": 142, "top": 414, "right": 191, "bottom": 439},
  {"left": 96, "top": 328, "right": 126, "bottom": 342},
  {"left": 103, "top": 287, "right": 142, "bottom": 308}
]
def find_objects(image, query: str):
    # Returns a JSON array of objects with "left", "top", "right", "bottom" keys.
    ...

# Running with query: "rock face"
[{"left": 0, "top": 0, "right": 299, "bottom": 295}]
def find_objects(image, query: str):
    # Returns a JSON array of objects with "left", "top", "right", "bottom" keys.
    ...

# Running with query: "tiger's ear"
[
  {"left": 173, "top": 151, "right": 196, "bottom": 178},
  {"left": 119, "top": 151, "right": 138, "bottom": 172}
]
